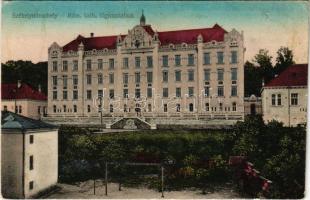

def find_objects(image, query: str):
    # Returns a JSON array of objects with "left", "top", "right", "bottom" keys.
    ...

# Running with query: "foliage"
[
  {"left": 1, "top": 60, "right": 48, "bottom": 94},
  {"left": 232, "top": 115, "right": 305, "bottom": 198},
  {"left": 274, "top": 46, "right": 295, "bottom": 75},
  {"left": 244, "top": 46, "right": 295, "bottom": 97}
]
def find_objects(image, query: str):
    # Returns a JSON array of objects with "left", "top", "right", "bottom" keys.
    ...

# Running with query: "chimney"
[
  {"left": 90, "top": 33, "right": 94, "bottom": 37},
  {"left": 38, "top": 84, "right": 42, "bottom": 92},
  {"left": 17, "top": 80, "right": 21, "bottom": 88}
]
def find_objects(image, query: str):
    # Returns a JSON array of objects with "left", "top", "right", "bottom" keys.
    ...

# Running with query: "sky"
[{"left": 1, "top": 1, "right": 309, "bottom": 64}]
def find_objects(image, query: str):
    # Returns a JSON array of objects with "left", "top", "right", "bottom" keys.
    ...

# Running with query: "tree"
[
  {"left": 274, "top": 47, "right": 294, "bottom": 75},
  {"left": 253, "top": 49, "right": 274, "bottom": 84},
  {"left": 244, "top": 61, "right": 262, "bottom": 97},
  {"left": 1, "top": 60, "right": 48, "bottom": 94}
]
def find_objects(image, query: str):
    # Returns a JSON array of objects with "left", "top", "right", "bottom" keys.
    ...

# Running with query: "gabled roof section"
[
  {"left": 265, "top": 64, "right": 308, "bottom": 87},
  {"left": 142, "top": 25, "right": 155, "bottom": 36},
  {"left": 2, "top": 83, "right": 47, "bottom": 101},
  {"left": 62, "top": 24, "right": 227, "bottom": 51},
  {"left": 1, "top": 111, "right": 57, "bottom": 130}
]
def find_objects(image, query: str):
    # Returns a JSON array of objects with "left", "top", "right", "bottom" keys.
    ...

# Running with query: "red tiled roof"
[
  {"left": 1, "top": 83, "right": 47, "bottom": 101},
  {"left": 158, "top": 24, "right": 227, "bottom": 45},
  {"left": 62, "top": 24, "right": 227, "bottom": 51},
  {"left": 264, "top": 64, "right": 308, "bottom": 87}
]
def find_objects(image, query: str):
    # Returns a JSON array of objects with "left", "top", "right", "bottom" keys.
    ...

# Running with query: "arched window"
[
  {"left": 124, "top": 104, "right": 127, "bottom": 112},
  {"left": 110, "top": 104, "right": 113, "bottom": 113},
  {"left": 232, "top": 102, "right": 237, "bottom": 111},
  {"left": 53, "top": 105, "right": 57, "bottom": 113},
  {"left": 176, "top": 104, "right": 181, "bottom": 112},
  {"left": 205, "top": 103, "right": 209, "bottom": 111},
  {"left": 189, "top": 103, "right": 194, "bottom": 112},
  {"left": 73, "top": 105, "right": 77, "bottom": 113},
  {"left": 87, "top": 105, "right": 91, "bottom": 113}
]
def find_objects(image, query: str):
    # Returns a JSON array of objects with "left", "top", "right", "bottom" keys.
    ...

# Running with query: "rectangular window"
[
  {"left": 217, "top": 69, "right": 224, "bottom": 81},
  {"left": 231, "top": 86, "right": 237, "bottom": 96},
  {"left": 147, "top": 88, "right": 152, "bottom": 98},
  {"left": 217, "top": 52, "right": 224, "bottom": 64},
  {"left": 86, "top": 74, "right": 92, "bottom": 85},
  {"left": 163, "top": 71, "right": 168, "bottom": 82},
  {"left": 109, "top": 73, "right": 114, "bottom": 84},
  {"left": 277, "top": 94, "right": 281, "bottom": 106},
  {"left": 175, "top": 55, "right": 181, "bottom": 66},
  {"left": 109, "top": 89, "right": 114, "bottom": 99},
  {"left": 62, "top": 60, "right": 68, "bottom": 71},
  {"left": 176, "top": 104, "right": 181, "bottom": 112},
  {"left": 52, "top": 76, "right": 57, "bottom": 86},
  {"left": 135, "top": 88, "right": 141, "bottom": 98},
  {"left": 147, "top": 72, "right": 153, "bottom": 83},
  {"left": 98, "top": 90, "right": 103, "bottom": 98},
  {"left": 73, "top": 75, "right": 78, "bottom": 85},
  {"left": 188, "top": 54, "right": 194, "bottom": 66},
  {"left": 123, "top": 73, "right": 129, "bottom": 84},
  {"left": 176, "top": 87, "right": 181, "bottom": 98},
  {"left": 291, "top": 93, "right": 298, "bottom": 105},
  {"left": 271, "top": 94, "right": 276, "bottom": 105},
  {"left": 147, "top": 56, "right": 153, "bottom": 68},
  {"left": 30, "top": 135, "right": 34, "bottom": 144},
  {"left": 162, "top": 55, "right": 168, "bottom": 67},
  {"left": 63, "top": 75, "right": 68, "bottom": 88},
  {"left": 123, "top": 89, "right": 128, "bottom": 98},
  {"left": 52, "top": 61, "right": 57, "bottom": 71},
  {"left": 29, "top": 181, "right": 34, "bottom": 190},
  {"left": 98, "top": 74, "right": 103, "bottom": 84},
  {"left": 204, "top": 53, "right": 210, "bottom": 65},
  {"left": 123, "top": 57, "right": 129, "bottom": 69},
  {"left": 231, "top": 68, "right": 237, "bottom": 81},
  {"left": 218, "top": 86, "right": 224, "bottom": 97},
  {"left": 135, "top": 72, "right": 140, "bottom": 83},
  {"left": 38, "top": 106, "right": 41, "bottom": 114},
  {"left": 29, "top": 155, "right": 33, "bottom": 170},
  {"left": 53, "top": 91, "right": 57, "bottom": 100},
  {"left": 231, "top": 51, "right": 238, "bottom": 64},
  {"left": 98, "top": 59, "right": 103, "bottom": 70},
  {"left": 73, "top": 105, "right": 77, "bottom": 112},
  {"left": 87, "top": 90, "right": 92, "bottom": 100},
  {"left": 73, "top": 60, "right": 78, "bottom": 71},
  {"left": 188, "top": 70, "right": 194, "bottom": 81},
  {"left": 3, "top": 105, "right": 7, "bottom": 111},
  {"left": 163, "top": 88, "right": 169, "bottom": 98},
  {"left": 175, "top": 71, "right": 181, "bottom": 82},
  {"left": 73, "top": 90, "right": 78, "bottom": 100},
  {"left": 109, "top": 58, "right": 114, "bottom": 69},
  {"left": 86, "top": 59, "right": 92, "bottom": 70},
  {"left": 63, "top": 91, "right": 68, "bottom": 100},
  {"left": 135, "top": 57, "right": 140, "bottom": 68},
  {"left": 63, "top": 105, "right": 67, "bottom": 112},
  {"left": 188, "top": 87, "right": 194, "bottom": 97},
  {"left": 204, "top": 87, "right": 209, "bottom": 97},
  {"left": 204, "top": 69, "right": 210, "bottom": 81},
  {"left": 53, "top": 105, "right": 57, "bottom": 113}
]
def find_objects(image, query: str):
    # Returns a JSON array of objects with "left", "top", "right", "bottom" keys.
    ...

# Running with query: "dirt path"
[{"left": 44, "top": 180, "right": 241, "bottom": 199}]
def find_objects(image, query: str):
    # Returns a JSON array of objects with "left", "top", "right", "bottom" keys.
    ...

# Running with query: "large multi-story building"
[
  {"left": 262, "top": 64, "right": 308, "bottom": 126},
  {"left": 47, "top": 14, "right": 245, "bottom": 122}
]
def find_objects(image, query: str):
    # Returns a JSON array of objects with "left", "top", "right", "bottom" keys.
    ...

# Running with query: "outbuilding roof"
[
  {"left": 264, "top": 64, "right": 308, "bottom": 88},
  {"left": 1, "top": 111, "right": 56, "bottom": 130},
  {"left": 2, "top": 83, "right": 47, "bottom": 101}
]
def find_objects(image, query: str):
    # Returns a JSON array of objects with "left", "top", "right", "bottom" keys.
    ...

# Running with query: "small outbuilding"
[{"left": 1, "top": 111, "right": 58, "bottom": 198}]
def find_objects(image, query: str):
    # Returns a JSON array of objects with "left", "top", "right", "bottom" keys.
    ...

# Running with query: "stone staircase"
[{"left": 107, "top": 117, "right": 157, "bottom": 130}]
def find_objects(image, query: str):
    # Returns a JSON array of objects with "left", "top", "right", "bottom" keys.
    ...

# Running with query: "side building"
[
  {"left": 1, "top": 81, "right": 47, "bottom": 120},
  {"left": 1, "top": 111, "right": 58, "bottom": 198},
  {"left": 47, "top": 14, "right": 245, "bottom": 123},
  {"left": 262, "top": 64, "right": 308, "bottom": 126}
]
